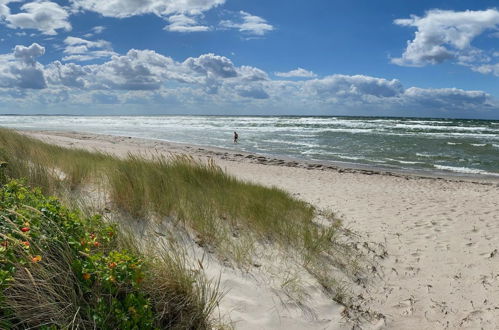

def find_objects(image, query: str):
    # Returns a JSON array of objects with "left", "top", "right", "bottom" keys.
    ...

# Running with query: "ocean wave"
[
  {"left": 335, "top": 154, "right": 367, "bottom": 161},
  {"left": 394, "top": 123, "right": 490, "bottom": 132},
  {"left": 264, "top": 139, "right": 321, "bottom": 148},
  {"left": 385, "top": 158, "right": 425, "bottom": 165},
  {"left": 471, "top": 143, "right": 487, "bottom": 147},
  {"left": 415, "top": 153, "right": 438, "bottom": 158},
  {"left": 434, "top": 165, "right": 499, "bottom": 176},
  {"left": 379, "top": 131, "right": 498, "bottom": 140},
  {"left": 315, "top": 128, "right": 374, "bottom": 134},
  {"left": 420, "top": 132, "right": 498, "bottom": 139},
  {"left": 402, "top": 120, "right": 451, "bottom": 125}
]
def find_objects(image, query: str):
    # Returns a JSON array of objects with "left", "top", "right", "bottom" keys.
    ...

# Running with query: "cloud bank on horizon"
[{"left": 0, "top": 0, "right": 497, "bottom": 118}]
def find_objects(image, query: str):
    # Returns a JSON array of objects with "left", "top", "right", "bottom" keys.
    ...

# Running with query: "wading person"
[{"left": 233, "top": 131, "right": 239, "bottom": 144}]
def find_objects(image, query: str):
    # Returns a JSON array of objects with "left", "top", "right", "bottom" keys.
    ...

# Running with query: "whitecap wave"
[
  {"left": 394, "top": 123, "right": 489, "bottom": 132},
  {"left": 385, "top": 158, "right": 425, "bottom": 165},
  {"left": 335, "top": 154, "right": 367, "bottom": 161},
  {"left": 434, "top": 165, "right": 499, "bottom": 176},
  {"left": 415, "top": 153, "right": 437, "bottom": 158}
]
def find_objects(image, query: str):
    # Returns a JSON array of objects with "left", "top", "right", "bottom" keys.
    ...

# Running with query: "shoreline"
[{"left": 18, "top": 129, "right": 499, "bottom": 185}]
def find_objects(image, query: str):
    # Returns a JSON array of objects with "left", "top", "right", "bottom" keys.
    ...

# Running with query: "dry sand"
[{"left": 21, "top": 130, "right": 499, "bottom": 329}]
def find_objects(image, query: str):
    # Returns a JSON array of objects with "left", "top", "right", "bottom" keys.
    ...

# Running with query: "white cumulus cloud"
[
  {"left": 63, "top": 36, "right": 116, "bottom": 62},
  {"left": 89, "top": 49, "right": 176, "bottom": 90},
  {"left": 164, "top": 14, "right": 210, "bottom": 32},
  {"left": 305, "top": 74, "right": 404, "bottom": 99},
  {"left": 235, "top": 84, "right": 269, "bottom": 99},
  {"left": 14, "top": 42, "right": 45, "bottom": 65},
  {"left": 403, "top": 87, "right": 492, "bottom": 109},
  {"left": 70, "top": 0, "right": 225, "bottom": 18},
  {"left": 183, "top": 53, "right": 238, "bottom": 78},
  {"left": 237, "top": 65, "right": 268, "bottom": 81},
  {"left": 6, "top": 1, "right": 71, "bottom": 35},
  {"left": 0, "top": 0, "right": 14, "bottom": 17},
  {"left": 275, "top": 68, "right": 317, "bottom": 78},
  {"left": 46, "top": 61, "right": 88, "bottom": 88},
  {"left": 91, "top": 25, "right": 105, "bottom": 34},
  {"left": 393, "top": 9, "right": 499, "bottom": 67},
  {"left": 220, "top": 11, "right": 273, "bottom": 36},
  {"left": 0, "top": 43, "right": 46, "bottom": 89},
  {"left": 472, "top": 63, "right": 499, "bottom": 76}
]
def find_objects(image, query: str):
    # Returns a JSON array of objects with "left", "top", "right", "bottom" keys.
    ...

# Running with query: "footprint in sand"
[{"left": 393, "top": 297, "right": 416, "bottom": 316}]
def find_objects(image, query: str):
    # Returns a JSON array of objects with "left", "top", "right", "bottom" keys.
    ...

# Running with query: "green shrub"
[
  {"left": 0, "top": 181, "right": 150, "bottom": 328},
  {"left": 0, "top": 181, "right": 154, "bottom": 329},
  {"left": 0, "top": 179, "right": 218, "bottom": 329}
]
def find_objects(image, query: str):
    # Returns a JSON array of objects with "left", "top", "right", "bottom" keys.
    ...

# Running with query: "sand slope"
[
  {"left": 22, "top": 131, "right": 499, "bottom": 329},
  {"left": 230, "top": 164, "right": 499, "bottom": 329}
]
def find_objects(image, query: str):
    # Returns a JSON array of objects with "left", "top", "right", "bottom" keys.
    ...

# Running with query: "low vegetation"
[
  {"left": 0, "top": 180, "right": 220, "bottom": 329},
  {"left": 0, "top": 128, "right": 370, "bottom": 327},
  {"left": 0, "top": 129, "right": 343, "bottom": 264}
]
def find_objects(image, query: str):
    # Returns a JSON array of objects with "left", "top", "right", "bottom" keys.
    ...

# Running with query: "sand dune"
[{"left": 22, "top": 130, "right": 499, "bottom": 329}]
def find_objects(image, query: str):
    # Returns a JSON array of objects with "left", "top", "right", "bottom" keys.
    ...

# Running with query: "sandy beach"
[{"left": 21, "top": 130, "right": 499, "bottom": 329}]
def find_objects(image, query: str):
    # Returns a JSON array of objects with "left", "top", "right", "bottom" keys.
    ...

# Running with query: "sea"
[{"left": 1, "top": 115, "right": 498, "bottom": 178}]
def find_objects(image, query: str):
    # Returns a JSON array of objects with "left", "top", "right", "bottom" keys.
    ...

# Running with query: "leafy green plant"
[{"left": 0, "top": 180, "right": 217, "bottom": 329}]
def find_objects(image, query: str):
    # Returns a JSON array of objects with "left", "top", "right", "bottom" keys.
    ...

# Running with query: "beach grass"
[
  {"left": 0, "top": 129, "right": 336, "bottom": 258},
  {"left": 0, "top": 128, "right": 365, "bottom": 307}
]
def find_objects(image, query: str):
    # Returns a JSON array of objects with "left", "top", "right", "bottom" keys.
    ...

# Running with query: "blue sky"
[{"left": 0, "top": 0, "right": 499, "bottom": 118}]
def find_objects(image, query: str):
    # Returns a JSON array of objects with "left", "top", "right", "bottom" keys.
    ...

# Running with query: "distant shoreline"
[
  {"left": 18, "top": 129, "right": 499, "bottom": 185},
  {"left": 2, "top": 113, "right": 499, "bottom": 121}
]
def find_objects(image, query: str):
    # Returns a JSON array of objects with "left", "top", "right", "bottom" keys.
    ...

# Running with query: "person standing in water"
[{"left": 233, "top": 131, "right": 238, "bottom": 144}]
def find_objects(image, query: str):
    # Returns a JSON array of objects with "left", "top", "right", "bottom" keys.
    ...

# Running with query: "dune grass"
[
  {"left": 0, "top": 129, "right": 338, "bottom": 260},
  {"left": 0, "top": 128, "right": 366, "bottom": 311}
]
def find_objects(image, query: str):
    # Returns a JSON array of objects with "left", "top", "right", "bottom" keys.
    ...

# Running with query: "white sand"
[{"left": 22, "top": 130, "right": 499, "bottom": 329}]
